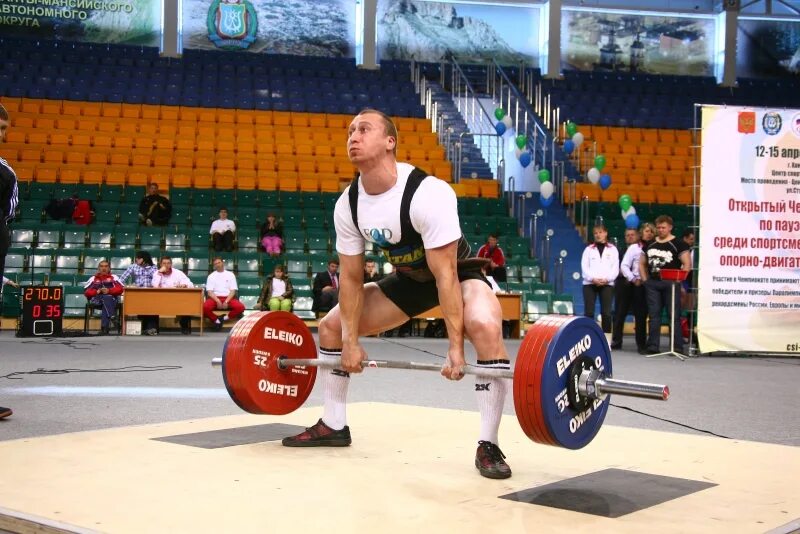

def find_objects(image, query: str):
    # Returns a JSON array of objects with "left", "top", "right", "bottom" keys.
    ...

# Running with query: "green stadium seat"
[
  {"left": 283, "top": 229, "right": 306, "bottom": 254},
  {"left": 525, "top": 294, "right": 552, "bottom": 322},
  {"left": 187, "top": 229, "right": 211, "bottom": 251},
  {"left": 11, "top": 226, "right": 36, "bottom": 248},
  {"left": 55, "top": 252, "right": 82, "bottom": 275},
  {"left": 168, "top": 188, "right": 192, "bottom": 206},
  {"left": 3, "top": 251, "right": 26, "bottom": 273},
  {"left": 164, "top": 232, "right": 187, "bottom": 252},
  {"left": 552, "top": 294, "right": 574, "bottom": 315},
  {"left": 99, "top": 184, "right": 124, "bottom": 203},
  {"left": 29, "top": 251, "right": 53, "bottom": 273},
  {"left": 113, "top": 229, "right": 138, "bottom": 250},
  {"left": 107, "top": 250, "right": 131, "bottom": 271},
  {"left": 292, "top": 288, "right": 315, "bottom": 320},
  {"left": 88, "top": 230, "right": 112, "bottom": 249},
  {"left": 48, "top": 273, "right": 76, "bottom": 287},
  {"left": 139, "top": 228, "right": 164, "bottom": 251},
  {"left": 93, "top": 206, "right": 117, "bottom": 224},
  {"left": 36, "top": 229, "right": 61, "bottom": 249},
  {"left": 62, "top": 230, "right": 87, "bottom": 249}
]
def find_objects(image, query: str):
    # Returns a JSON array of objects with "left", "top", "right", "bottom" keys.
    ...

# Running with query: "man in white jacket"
[{"left": 581, "top": 224, "right": 619, "bottom": 335}]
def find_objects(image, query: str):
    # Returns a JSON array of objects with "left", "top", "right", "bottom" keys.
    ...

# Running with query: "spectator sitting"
[
  {"left": 83, "top": 259, "right": 124, "bottom": 335},
  {"left": 151, "top": 255, "right": 194, "bottom": 335},
  {"left": 118, "top": 250, "right": 159, "bottom": 335},
  {"left": 363, "top": 258, "right": 383, "bottom": 283},
  {"left": 210, "top": 207, "right": 236, "bottom": 253},
  {"left": 476, "top": 233, "right": 507, "bottom": 283},
  {"left": 204, "top": 257, "right": 245, "bottom": 331},
  {"left": 138, "top": 183, "right": 172, "bottom": 227},
  {"left": 260, "top": 212, "right": 283, "bottom": 256},
  {"left": 312, "top": 257, "right": 339, "bottom": 316},
  {"left": 257, "top": 264, "right": 294, "bottom": 312}
]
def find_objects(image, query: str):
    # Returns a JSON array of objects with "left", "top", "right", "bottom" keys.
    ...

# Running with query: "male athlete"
[{"left": 282, "top": 109, "right": 512, "bottom": 479}]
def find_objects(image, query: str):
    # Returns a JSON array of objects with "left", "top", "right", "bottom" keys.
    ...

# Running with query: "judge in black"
[{"left": 639, "top": 215, "right": 691, "bottom": 355}]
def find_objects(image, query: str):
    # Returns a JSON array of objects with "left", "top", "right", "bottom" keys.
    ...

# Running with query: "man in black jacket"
[
  {"left": 138, "top": 183, "right": 172, "bottom": 226},
  {"left": 1, "top": 103, "right": 20, "bottom": 420}
]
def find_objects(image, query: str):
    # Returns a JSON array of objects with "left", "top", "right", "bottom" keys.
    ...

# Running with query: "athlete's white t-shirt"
[{"left": 335, "top": 162, "right": 461, "bottom": 256}]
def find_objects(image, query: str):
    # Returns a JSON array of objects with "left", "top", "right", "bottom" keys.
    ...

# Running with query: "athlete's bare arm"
[
  {"left": 338, "top": 253, "right": 367, "bottom": 373},
  {"left": 426, "top": 240, "right": 466, "bottom": 380}
]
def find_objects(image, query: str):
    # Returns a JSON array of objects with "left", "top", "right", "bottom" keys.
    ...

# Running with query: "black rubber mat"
[
  {"left": 500, "top": 468, "right": 717, "bottom": 517},
  {"left": 152, "top": 423, "right": 306, "bottom": 449}
]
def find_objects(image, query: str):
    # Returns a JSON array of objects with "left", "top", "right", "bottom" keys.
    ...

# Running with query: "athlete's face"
[
  {"left": 347, "top": 113, "right": 395, "bottom": 164},
  {"left": 0, "top": 118, "right": 9, "bottom": 143}
]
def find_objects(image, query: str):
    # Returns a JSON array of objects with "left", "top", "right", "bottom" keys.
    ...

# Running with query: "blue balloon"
[
  {"left": 519, "top": 151, "right": 532, "bottom": 168},
  {"left": 563, "top": 140, "right": 575, "bottom": 155},
  {"left": 599, "top": 173, "right": 612, "bottom": 190},
  {"left": 625, "top": 213, "right": 640, "bottom": 229},
  {"left": 540, "top": 193, "right": 554, "bottom": 207},
  {"left": 495, "top": 122, "right": 506, "bottom": 135}
]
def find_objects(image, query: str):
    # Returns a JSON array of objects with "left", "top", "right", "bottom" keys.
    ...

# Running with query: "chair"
[
  {"left": 84, "top": 298, "right": 122, "bottom": 335},
  {"left": 55, "top": 253, "right": 83, "bottom": 275}
]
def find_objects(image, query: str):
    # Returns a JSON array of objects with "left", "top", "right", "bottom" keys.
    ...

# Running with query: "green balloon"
[
  {"left": 565, "top": 121, "right": 578, "bottom": 137},
  {"left": 494, "top": 108, "right": 506, "bottom": 120},
  {"left": 515, "top": 135, "right": 527, "bottom": 149},
  {"left": 594, "top": 154, "right": 606, "bottom": 171},
  {"left": 538, "top": 169, "right": 551, "bottom": 184},
  {"left": 618, "top": 194, "right": 633, "bottom": 211}
]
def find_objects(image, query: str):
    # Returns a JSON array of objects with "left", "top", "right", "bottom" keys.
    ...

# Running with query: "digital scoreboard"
[{"left": 20, "top": 285, "right": 64, "bottom": 337}]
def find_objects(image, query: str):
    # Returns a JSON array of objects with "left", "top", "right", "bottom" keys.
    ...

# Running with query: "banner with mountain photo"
[
  {"left": 737, "top": 18, "right": 800, "bottom": 78},
  {"left": 181, "top": 0, "right": 356, "bottom": 56},
  {"left": 561, "top": 8, "right": 716, "bottom": 76},
  {"left": 376, "top": 0, "right": 541, "bottom": 67},
  {"left": 0, "top": 0, "right": 160, "bottom": 45}
]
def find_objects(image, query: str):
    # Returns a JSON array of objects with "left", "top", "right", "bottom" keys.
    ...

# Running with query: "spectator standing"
[
  {"left": 204, "top": 257, "right": 245, "bottom": 330},
  {"left": 151, "top": 256, "right": 194, "bottom": 334},
  {"left": 83, "top": 260, "right": 125, "bottom": 335},
  {"left": 312, "top": 258, "right": 340, "bottom": 315},
  {"left": 260, "top": 212, "right": 283, "bottom": 256},
  {"left": 611, "top": 228, "right": 647, "bottom": 353},
  {"left": 639, "top": 215, "right": 691, "bottom": 355},
  {"left": 118, "top": 251, "right": 159, "bottom": 335},
  {"left": 476, "top": 233, "right": 507, "bottom": 283},
  {"left": 581, "top": 224, "right": 619, "bottom": 336},
  {"left": 138, "top": 184, "right": 172, "bottom": 226},
  {"left": 257, "top": 264, "right": 294, "bottom": 312},
  {"left": 210, "top": 208, "right": 236, "bottom": 253}
]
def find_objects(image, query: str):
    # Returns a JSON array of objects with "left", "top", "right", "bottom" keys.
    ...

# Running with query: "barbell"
[{"left": 211, "top": 311, "right": 669, "bottom": 450}]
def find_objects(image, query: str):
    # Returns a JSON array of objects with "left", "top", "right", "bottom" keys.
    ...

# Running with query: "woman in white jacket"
[{"left": 581, "top": 224, "right": 619, "bottom": 334}]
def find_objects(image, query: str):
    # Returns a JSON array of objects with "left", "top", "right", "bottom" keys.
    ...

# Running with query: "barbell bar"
[
  {"left": 210, "top": 356, "right": 669, "bottom": 402},
  {"left": 212, "top": 311, "right": 670, "bottom": 450}
]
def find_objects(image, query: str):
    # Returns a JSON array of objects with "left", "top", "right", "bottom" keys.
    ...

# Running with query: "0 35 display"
[{"left": 20, "top": 286, "right": 63, "bottom": 337}]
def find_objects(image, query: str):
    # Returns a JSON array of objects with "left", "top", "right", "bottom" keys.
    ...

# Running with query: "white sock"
[
  {"left": 320, "top": 348, "right": 349, "bottom": 430},
  {"left": 475, "top": 359, "right": 510, "bottom": 445}
]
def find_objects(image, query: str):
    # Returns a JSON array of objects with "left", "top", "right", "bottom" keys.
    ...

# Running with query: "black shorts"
[{"left": 375, "top": 270, "right": 490, "bottom": 317}]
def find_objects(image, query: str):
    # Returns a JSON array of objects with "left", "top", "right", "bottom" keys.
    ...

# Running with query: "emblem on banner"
[
  {"left": 737, "top": 111, "right": 755, "bottom": 134},
  {"left": 207, "top": 0, "right": 258, "bottom": 50},
  {"left": 762, "top": 112, "right": 782, "bottom": 136},
  {"left": 791, "top": 113, "right": 800, "bottom": 138}
]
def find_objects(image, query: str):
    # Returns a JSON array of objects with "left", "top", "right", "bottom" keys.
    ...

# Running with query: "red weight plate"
[
  {"left": 531, "top": 316, "right": 574, "bottom": 446},
  {"left": 527, "top": 317, "right": 563, "bottom": 445},
  {"left": 514, "top": 318, "right": 549, "bottom": 443},
  {"left": 514, "top": 317, "right": 561, "bottom": 445},
  {"left": 222, "top": 311, "right": 317, "bottom": 415},
  {"left": 513, "top": 321, "right": 542, "bottom": 443},
  {"left": 222, "top": 313, "right": 263, "bottom": 413}
]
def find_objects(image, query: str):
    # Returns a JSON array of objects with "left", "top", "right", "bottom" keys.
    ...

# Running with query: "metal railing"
[{"left": 489, "top": 61, "right": 550, "bottom": 170}]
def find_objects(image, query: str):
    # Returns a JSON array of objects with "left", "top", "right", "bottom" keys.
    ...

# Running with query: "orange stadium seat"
[
  {"left": 60, "top": 168, "right": 81, "bottom": 184},
  {"left": 82, "top": 168, "right": 104, "bottom": 185},
  {"left": 194, "top": 171, "right": 214, "bottom": 189},
  {"left": 171, "top": 170, "right": 192, "bottom": 188},
  {"left": 216, "top": 173, "right": 234, "bottom": 189},
  {"left": 36, "top": 165, "right": 59, "bottom": 183},
  {"left": 238, "top": 174, "right": 256, "bottom": 190},
  {"left": 128, "top": 170, "right": 150, "bottom": 187}
]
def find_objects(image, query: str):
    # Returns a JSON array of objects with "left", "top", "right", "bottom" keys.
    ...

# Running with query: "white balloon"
[
  {"left": 514, "top": 147, "right": 523, "bottom": 158},
  {"left": 622, "top": 206, "right": 637, "bottom": 219},
  {"left": 572, "top": 132, "right": 584, "bottom": 147},
  {"left": 540, "top": 180, "right": 554, "bottom": 199},
  {"left": 587, "top": 167, "right": 600, "bottom": 184},
  {"left": 502, "top": 115, "right": 513, "bottom": 129}
]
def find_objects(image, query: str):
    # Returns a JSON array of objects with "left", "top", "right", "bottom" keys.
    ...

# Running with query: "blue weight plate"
[{"left": 537, "top": 316, "right": 612, "bottom": 450}]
